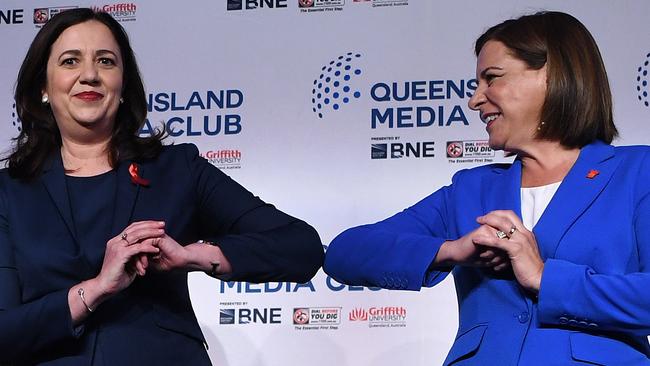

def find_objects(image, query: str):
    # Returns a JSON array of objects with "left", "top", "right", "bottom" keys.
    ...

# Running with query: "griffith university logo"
[
  {"left": 637, "top": 52, "right": 650, "bottom": 108},
  {"left": 311, "top": 52, "right": 363, "bottom": 119}
]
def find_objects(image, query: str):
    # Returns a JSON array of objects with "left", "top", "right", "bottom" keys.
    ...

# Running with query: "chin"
[{"left": 487, "top": 137, "right": 504, "bottom": 151}]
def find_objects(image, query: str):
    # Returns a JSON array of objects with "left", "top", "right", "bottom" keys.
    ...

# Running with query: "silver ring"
[
  {"left": 508, "top": 226, "right": 517, "bottom": 237},
  {"left": 496, "top": 230, "right": 508, "bottom": 239},
  {"left": 121, "top": 232, "right": 128, "bottom": 241}
]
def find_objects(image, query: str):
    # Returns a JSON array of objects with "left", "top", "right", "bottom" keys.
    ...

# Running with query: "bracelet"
[
  {"left": 197, "top": 240, "right": 221, "bottom": 277},
  {"left": 77, "top": 287, "right": 94, "bottom": 313}
]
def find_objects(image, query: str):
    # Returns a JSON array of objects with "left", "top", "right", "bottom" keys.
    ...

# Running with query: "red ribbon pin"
[
  {"left": 128, "top": 163, "right": 150, "bottom": 187},
  {"left": 586, "top": 169, "right": 599, "bottom": 179}
]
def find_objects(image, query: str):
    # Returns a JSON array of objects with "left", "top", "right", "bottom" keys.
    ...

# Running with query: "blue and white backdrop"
[{"left": 1, "top": 1, "right": 650, "bottom": 365}]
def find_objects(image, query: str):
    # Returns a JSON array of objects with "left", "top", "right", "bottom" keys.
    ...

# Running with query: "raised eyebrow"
[
  {"left": 56, "top": 49, "right": 118, "bottom": 60},
  {"left": 57, "top": 49, "right": 82, "bottom": 60},
  {"left": 96, "top": 49, "right": 118, "bottom": 58}
]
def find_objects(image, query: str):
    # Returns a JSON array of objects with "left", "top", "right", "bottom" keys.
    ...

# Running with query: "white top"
[{"left": 520, "top": 181, "right": 562, "bottom": 231}]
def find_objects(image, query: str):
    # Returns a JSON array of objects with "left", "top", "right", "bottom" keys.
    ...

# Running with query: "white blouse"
[{"left": 520, "top": 181, "right": 562, "bottom": 231}]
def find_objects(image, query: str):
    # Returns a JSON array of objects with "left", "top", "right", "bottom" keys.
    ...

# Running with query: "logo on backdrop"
[
  {"left": 11, "top": 102, "right": 22, "bottom": 134},
  {"left": 0, "top": 8, "right": 25, "bottom": 25},
  {"left": 227, "top": 0, "right": 288, "bottom": 11},
  {"left": 311, "top": 52, "right": 363, "bottom": 119},
  {"left": 143, "top": 89, "right": 244, "bottom": 138},
  {"left": 293, "top": 307, "right": 341, "bottom": 330},
  {"left": 637, "top": 52, "right": 650, "bottom": 108},
  {"left": 200, "top": 149, "right": 242, "bottom": 170},
  {"left": 90, "top": 3, "right": 137, "bottom": 22},
  {"left": 310, "top": 56, "right": 478, "bottom": 129},
  {"left": 446, "top": 140, "right": 495, "bottom": 164},
  {"left": 370, "top": 79, "right": 476, "bottom": 129},
  {"left": 299, "top": 0, "right": 344, "bottom": 12},
  {"left": 348, "top": 306, "right": 407, "bottom": 328},
  {"left": 219, "top": 307, "right": 282, "bottom": 325},
  {"left": 370, "top": 137, "right": 434, "bottom": 159},
  {"left": 32, "top": 6, "right": 78, "bottom": 26}
]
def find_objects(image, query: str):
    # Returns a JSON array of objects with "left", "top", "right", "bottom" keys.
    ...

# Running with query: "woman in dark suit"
[
  {"left": 0, "top": 8, "right": 323, "bottom": 365},
  {"left": 324, "top": 11, "right": 650, "bottom": 365}
]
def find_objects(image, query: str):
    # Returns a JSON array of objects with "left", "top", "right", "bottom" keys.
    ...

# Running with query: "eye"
[
  {"left": 98, "top": 57, "right": 116, "bottom": 66},
  {"left": 484, "top": 73, "right": 503, "bottom": 86},
  {"left": 61, "top": 58, "right": 78, "bottom": 66}
]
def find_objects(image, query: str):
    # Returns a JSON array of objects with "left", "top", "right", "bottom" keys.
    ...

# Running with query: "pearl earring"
[
  {"left": 41, "top": 94, "right": 49, "bottom": 104},
  {"left": 537, "top": 121, "right": 545, "bottom": 131},
  {"left": 119, "top": 97, "right": 124, "bottom": 104}
]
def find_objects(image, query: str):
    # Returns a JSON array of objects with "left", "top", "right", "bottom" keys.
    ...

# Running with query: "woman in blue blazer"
[
  {"left": 0, "top": 9, "right": 323, "bottom": 365},
  {"left": 324, "top": 11, "right": 650, "bottom": 366}
]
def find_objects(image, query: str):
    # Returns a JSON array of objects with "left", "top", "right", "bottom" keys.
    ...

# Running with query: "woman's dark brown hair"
[
  {"left": 475, "top": 11, "right": 617, "bottom": 148},
  {"left": 9, "top": 8, "right": 162, "bottom": 180}
]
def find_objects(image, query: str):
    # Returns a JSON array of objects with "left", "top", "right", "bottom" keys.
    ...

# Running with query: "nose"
[
  {"left": 79, "top": 61, "right": 99, "bottom": 85},
  {"left": 468, "top": 84, "right": 486, "bottom": 111}
]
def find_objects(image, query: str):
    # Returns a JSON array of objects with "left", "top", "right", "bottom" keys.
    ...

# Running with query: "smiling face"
[
  {"left": 468, "top": 40, "right": 547, "bottom": 153},
  {"left": 44, "top": 20, "right": 123, "bottom": 141}
]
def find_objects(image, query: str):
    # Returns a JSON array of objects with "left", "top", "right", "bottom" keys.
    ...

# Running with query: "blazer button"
[
  {"left": 578, "top": 321, "right": 589, "bottom": 327},
  {"left": 588, "top": 322, "right": 599, "bottom": 328},
  {"left": 559, "top": 316, "right": 568, "bottom": 324},
  {"left": 568, "top": 319, "right": 578, "bottom": 326},
  {"left": 517, "top": 312, "right": 530, "bottom": 323}
]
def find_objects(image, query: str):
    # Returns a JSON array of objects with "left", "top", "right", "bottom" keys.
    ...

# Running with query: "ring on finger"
[
  {"left": 508, "top": 226, "right": 517, "bottom": 237},
  {"left": 121, "top": 232, "right": 130, "bottom": 244},
  {"left": 496, "top": 230, "right": 508, "bottom": 239}
]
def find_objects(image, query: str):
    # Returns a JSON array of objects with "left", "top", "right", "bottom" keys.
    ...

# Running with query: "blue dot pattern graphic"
[
  {"left": 638, "top": 52, "right": 650, "bottom": 108},
  {"left": 311, "top": 52, "right": 363, "bottom": 118},
  {"left": 11, "top": 102, "right": 22, "bottom": 133}
]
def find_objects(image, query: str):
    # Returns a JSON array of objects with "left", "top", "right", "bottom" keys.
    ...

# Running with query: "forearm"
[
  {"left": 182, "top": 241, "right": 233, "bottom": 276},
  {"left": 67, "top": 278, "right": 113, "bottom": 327}
]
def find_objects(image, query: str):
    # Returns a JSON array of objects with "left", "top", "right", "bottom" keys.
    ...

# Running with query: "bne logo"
[
  {"left": 0, "top": 9, "right": 24, "bottom": 24},
  {"left": 220, "top": 308, "right": 282, "bottom": 324},
  {"left": 371, "top": 142, "right": 434, "bottom": 159},
  {"left": 227, "top": 0, "right": 288, "bottom": 10}
]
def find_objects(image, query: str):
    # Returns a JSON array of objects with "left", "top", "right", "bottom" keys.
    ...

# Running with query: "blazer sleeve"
[
  {"left": 0, "top": 176, "right": 81, "bottom": 363},
  {"left": 538, "top": 154, "right": 650, "bottom": 336},
  {"left": 183, "top": 144, "right": 323, "bottom": 283},
  {"left": 323, "top": 176, "right": 457, "bottom": 291}
]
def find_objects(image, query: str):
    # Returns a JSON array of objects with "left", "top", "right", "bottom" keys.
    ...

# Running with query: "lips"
[
  {"left": 481, "top": 112, "right": 501, "bottom": 129},
  {"left": 74, "top": 91, "right": 103, "bottom": 101}
]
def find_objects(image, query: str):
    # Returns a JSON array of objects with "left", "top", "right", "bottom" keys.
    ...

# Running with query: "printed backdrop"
[{"left": 1, "top": 1, "right": 650, "bottom": 365}]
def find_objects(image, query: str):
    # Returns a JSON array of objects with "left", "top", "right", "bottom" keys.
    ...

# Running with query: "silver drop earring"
[{"left": 41, "top": 94, "right": 49, "bottom": 104}]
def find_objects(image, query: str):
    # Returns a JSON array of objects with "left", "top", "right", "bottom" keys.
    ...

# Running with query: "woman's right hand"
[
  {"left": 433, "top": 224, "right": 510, "bottom": 270},
  {"left": 95, "top": 221, "right": 165, "bottom": 296}
]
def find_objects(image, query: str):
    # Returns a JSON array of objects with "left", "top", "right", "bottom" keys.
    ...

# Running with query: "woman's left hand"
[{"left": 475, "top": 210, "right": 544, "bottom": 293}]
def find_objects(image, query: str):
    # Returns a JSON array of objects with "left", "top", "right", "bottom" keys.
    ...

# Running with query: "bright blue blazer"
[
  {"left": 325, "top": 141, "right": 650, "bottom": 365},
  {"left": 0, "top": 143, "right": 323, "bottom": 365}
]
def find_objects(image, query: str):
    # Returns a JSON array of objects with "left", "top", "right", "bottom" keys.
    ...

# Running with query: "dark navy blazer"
[
  {"left": 0, "top": 143, "right": 323, "bottom": 365},
  {"left": 325, "top": 141, "right": 650, "bottom": 365}
]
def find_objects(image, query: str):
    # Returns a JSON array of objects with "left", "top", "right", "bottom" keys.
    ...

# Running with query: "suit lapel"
[
  {"left": 482, "top": 159, "right": 522, "bottom": 218},
  {"left": 42, "top": 153, "right": 78, "bottom": 243},
  {"left": 533, "top": 141, "right": 619, "bottom": 259},
  {"left": 110, "top": 160, "right": 141, "bottom": 237}
]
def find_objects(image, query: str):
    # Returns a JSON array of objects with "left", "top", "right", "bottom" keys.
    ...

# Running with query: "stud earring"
[
  {"left": 537, "top": 121, "right": 545, "bottom": 131},
  {"left": 119, "top": 97, "right": 124, "bottom": 104},
  {"left": 41, "top": 94, "right": 49, "bottom": 104}
]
